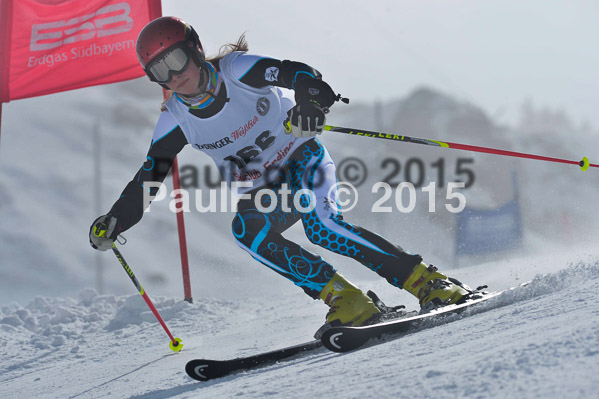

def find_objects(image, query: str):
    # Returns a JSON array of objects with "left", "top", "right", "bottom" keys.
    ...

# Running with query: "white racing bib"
[{"left": 165, "top": 52, "right": 310, "bottom": 193}]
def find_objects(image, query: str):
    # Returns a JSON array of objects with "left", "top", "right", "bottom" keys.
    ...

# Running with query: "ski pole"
[
  {"left": 323, "top": 124, "right": 596, "bottom": 171},
  {"left": 111, "top": 242, "right": 183, "bottom": 352}
]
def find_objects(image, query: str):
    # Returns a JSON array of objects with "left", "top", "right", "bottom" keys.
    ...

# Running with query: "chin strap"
[{"left": 178, "top": 62, "right": 224, "bottom": 107}]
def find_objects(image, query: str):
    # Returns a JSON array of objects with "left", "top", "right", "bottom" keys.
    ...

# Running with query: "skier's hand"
[
  {"left": 89, "top": 214, "right": 117, "bottom": 251},
  {"left": 293, "top": 78, "right": 338, "bottom": 109},
  {"left": 284, "top": 103, "right": 326, "bottom": 138}
]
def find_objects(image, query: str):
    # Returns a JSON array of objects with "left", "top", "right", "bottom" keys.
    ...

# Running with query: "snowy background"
[{"left": 1, "top": 1, "right": 599, "bottom": 398}]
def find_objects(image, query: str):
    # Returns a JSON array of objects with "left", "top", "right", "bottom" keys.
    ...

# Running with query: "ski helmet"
[{"left": 136, "top": 16, "right": 205, "bottom": 83}]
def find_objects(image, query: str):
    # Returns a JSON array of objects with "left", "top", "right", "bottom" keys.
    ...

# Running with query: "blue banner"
[{"left": 455, "top": 181, "right": 523, "bottom": 256}]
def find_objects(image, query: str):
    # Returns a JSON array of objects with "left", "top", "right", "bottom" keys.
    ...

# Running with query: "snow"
[{"left": 1, "top": 251, "right": 598, "bottom": 398}]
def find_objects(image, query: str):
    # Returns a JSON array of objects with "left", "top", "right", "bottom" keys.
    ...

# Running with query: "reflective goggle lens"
[{"left": 148, "top": 47, "right": 190, "bottom": 83}]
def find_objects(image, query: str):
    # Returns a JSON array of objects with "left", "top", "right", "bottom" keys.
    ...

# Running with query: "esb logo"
[{"left": 30, "top": 2, "right": 134, "bottom": 52}]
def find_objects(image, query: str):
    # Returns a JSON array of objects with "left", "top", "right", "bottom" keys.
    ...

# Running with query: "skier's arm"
[
  {"left": 231, "top": 54, "right": 341, "bottom": 139},
  {"left": 108, "top": 113, "right": 188, "bottom": 236},
  {"left": 232, "top": 54, "right": 322, "bottom": 90}
]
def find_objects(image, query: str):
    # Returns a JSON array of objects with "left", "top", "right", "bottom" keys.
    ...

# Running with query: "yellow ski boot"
[
  {"left": 319, "top": 272, "right": 381, "bottom": 327},
  {"left": 403, "top": 262, "right": 471, "bottom": 312}
]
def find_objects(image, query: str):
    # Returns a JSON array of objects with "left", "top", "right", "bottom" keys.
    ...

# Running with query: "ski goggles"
[{"left": 145, "top": 46, "right": 191, "bottom": 84}]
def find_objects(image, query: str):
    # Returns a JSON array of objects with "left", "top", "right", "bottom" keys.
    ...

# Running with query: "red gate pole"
[
  {"left": 163, "top": 89, "right": 192, "bottom": 303},
  {"left": 171, "top": 156, "right": 193, "bottom": 303}
]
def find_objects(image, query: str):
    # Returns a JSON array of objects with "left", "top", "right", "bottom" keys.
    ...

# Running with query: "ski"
[
  {"left": 320, "top": 287, "right": 522, "bottom": 353},
  {"left": 185, "top": 289, "right": 408, "bottom": 381},
  {"left": 185, "top": 285, "right": 527, "bottom": 380},
  {"left": 185, "top": 340, "right": 323, "bottom": 381}
]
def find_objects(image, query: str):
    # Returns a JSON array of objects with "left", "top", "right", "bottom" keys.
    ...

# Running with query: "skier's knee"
[
  {"left": 304, "top": 222, "right": 335, "bottom": 248},
  {"left": 304, "top": 225, "right": 321, "bottom": 245},
  {"left": 232, "top": 213, "right": 252, "bottom": 247},
  {"left": 232, "top": 211, "right": 268, "bottom": 248}
]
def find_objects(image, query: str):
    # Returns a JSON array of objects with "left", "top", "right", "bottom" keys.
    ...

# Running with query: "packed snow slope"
[{"left": 1, "top": 250, "right": 598, "bottom": 398}]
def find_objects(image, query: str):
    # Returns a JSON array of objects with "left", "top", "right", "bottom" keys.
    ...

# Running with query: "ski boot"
[
  {"left": 318, "top": 272, "right": 381, "bottom": 327},
  {"left": 403, "top": 262, "right": 472, "bottom": 313}
]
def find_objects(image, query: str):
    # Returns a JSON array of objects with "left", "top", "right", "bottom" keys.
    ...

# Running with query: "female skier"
[{"left": 90, "top": 16, "right": 472, "bottom": 328}]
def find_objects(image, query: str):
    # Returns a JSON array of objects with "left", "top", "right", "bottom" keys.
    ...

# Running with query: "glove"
[
  {"left": 284, "top": 103, "right": 326, "bottom": 138},
  {"left": 293, "top": 78, "right": 338, "bottom": 109},
  {"left": 89, "top": 214, "right": 118, "bottom": 251}
]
